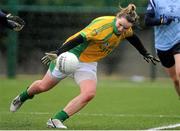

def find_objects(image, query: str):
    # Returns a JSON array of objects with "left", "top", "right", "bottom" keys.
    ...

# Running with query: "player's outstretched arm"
[
  {"left": 126, "top": 34, "right": 160, "bottom": 65},
  {"left": 41, "top": 34, "right": 84, "bottom": 65}
]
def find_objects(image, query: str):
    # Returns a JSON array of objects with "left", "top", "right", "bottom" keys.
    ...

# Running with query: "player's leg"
[
  {"left": 27, "top": 71, "right": 59, "bottom": 95},
  {"left": 47, "top": 62, "right": 97, "bottom": 129},
  {"left": 171, "top": 44, "right": 180, "bottom": 97},
  {"left": 164, "top": 66, "right": 180, "bottom": 97},
  {"left": 174, "top": 50, "right": 180, "bottom": 97},
  {"left": 10, "top": 62, "right": 67, "bottom": 112},
  {"left": 47, "top": 79, "right": 96, "bottom": 129},
  {"left": 64, "top": 79, "right": 96, "bottom": 115},
  {"left": 10, "top": 71, "right": 60, "bottom": 112}
]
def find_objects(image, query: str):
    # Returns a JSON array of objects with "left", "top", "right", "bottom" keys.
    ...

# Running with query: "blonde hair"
[{"left": 116, "top": 4, "right": 139, "bottom": 25}]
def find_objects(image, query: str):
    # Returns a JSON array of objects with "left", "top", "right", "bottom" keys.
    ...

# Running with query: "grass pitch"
[{"left": 1, "top": 75, "right": 180, "bottom": 130}]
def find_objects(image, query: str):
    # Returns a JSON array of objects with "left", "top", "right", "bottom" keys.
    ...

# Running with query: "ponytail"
[{"left": 116, "top": 4, "right": 139, "bottom": 25}]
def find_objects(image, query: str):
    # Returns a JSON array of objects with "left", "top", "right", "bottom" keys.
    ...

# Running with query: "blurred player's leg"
[
  {"left": 174, "top": 54, "right": 180, "bottom": 97},
  {"left": 165, "top": 66, "right": 180, "bottom": 97}
]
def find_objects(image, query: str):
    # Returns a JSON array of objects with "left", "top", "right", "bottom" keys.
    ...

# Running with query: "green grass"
[{"left": 1, "top": 75, "right": 180, "bottom": 130}]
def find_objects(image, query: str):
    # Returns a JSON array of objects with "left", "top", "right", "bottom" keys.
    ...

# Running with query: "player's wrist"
[
  {"left": 56, "top": 49, "right": 62, "bottom": 56},
  {"left": 141, "top": 51, "right": 149, "bottom": 57}
]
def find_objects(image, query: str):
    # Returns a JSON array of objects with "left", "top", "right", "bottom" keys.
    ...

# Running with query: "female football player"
[
  {"left": 145, "top": 0, "right": 180, "bottom": 97},
  {"left": 0, "top": 9, "right": 25, "bottom": 31},
  {"left": 10, "top": 4, "right": 159, "bottom": 129}
]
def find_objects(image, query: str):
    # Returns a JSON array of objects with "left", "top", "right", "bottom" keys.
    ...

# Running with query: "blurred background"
[{"left": 0, "top": 0, "right": 167, "bottom": 80}]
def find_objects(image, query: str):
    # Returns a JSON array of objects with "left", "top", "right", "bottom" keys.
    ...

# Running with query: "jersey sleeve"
[{"left": 145, "top": 0, "right": 162, "bottom": 26}]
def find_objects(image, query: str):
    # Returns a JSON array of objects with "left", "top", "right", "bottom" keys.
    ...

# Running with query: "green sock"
[
  {"left": 19, "top": 90, "right": 34, "bottom": 102},
  {"left": 53, "top": 110, "right": 69, "bottom": 122}
]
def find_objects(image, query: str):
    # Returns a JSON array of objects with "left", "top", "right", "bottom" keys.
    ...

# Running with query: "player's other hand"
[
  {"left": 160, "top": 16, "right": 174, "bottom": 25},
  {"left": 6, "top": 14, "right": 25, "bottom": 31},
  {"left": 143, "top": 53, "right": 160, "bottom": 65},
  {"left": 41, "top": 51, "right": 58, "bottom": 65}
]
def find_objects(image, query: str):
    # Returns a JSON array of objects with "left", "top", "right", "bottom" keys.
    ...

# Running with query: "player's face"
[{"left": 115, "top": 17, "right": 133, "bottom": 33}]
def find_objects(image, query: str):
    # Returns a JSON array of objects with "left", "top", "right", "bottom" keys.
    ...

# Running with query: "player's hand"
[
  {"left": 6, "top": 14, "right": 25, "bottom": 31},
  {"left": 41, "top": 51, "right": 58, "bottom": 65},
  {"left": 160, "top": 16, "right": 174, "bottom": 25},
  {"left": 143, "top": 53, "right": 160, "bottom": 65}
]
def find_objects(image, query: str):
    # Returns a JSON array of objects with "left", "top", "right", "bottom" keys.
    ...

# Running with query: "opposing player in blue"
[
  {"left": 145, "top": 0, "right": 180, "bottom": 97},
  {"left": 0, "top": 9, "right": 25, "bottom": 31}
]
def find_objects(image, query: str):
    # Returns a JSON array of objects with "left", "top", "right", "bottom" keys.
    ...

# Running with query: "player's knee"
[
  {"left": 82, "top": 92, "right": 96, "bottom": 103},
  {"left": 39, "top": 85, "right": 50, "bottom": 92},
  {"left": 36, "top": 80, "right": 50, "bottom": 92}
]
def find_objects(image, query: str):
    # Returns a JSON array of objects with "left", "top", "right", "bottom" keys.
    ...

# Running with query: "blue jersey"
[{"left": 146, "top": 0, "right": 180, "bottom": 51}]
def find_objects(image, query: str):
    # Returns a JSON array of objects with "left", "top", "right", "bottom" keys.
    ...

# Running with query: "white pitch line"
[
  {"left": 3, "top": 111, "right": 51, "bottom": 115},
  {"left": 147, "top": 123, "right": 180, "bottom": 130},
  {"left": 2, "top": 111, "right": 180, "bottom": 119},
  {"left": 78, "top": 113, "right": 180, "bottom": 119}
]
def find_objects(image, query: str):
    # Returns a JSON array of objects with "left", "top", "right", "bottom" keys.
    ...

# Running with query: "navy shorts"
[{"left": 157, "top": 42, "right": 180, "bottom": 68}]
